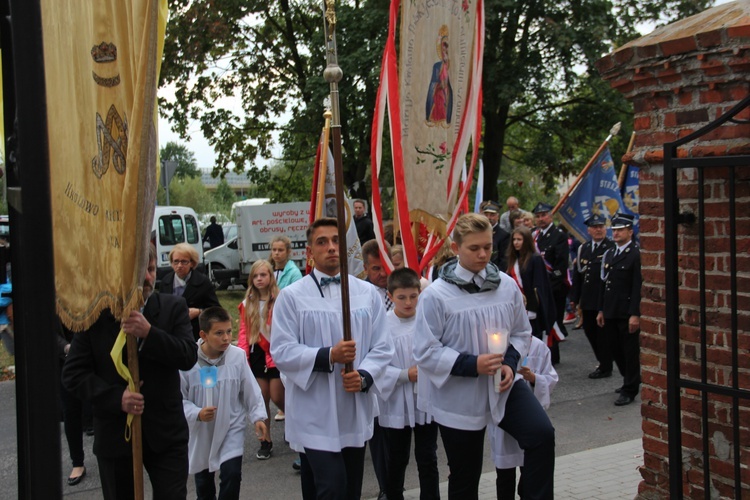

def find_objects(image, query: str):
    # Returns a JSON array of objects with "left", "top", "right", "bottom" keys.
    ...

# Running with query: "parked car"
[
  {"left": 151, "top": 206, "right": 203, "bottom": 280},
  {"left": 204, "top": 235, "right": 240, "bottom": 290}
]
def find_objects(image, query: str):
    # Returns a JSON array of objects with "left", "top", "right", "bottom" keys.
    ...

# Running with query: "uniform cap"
[
  {"left": 585, "top": 214, "right": 607, "bottom": 227},
  {"left": 611, "top": 213, "right": 635, "bottom": 229},
  {"left": 532, "top": 202, "right": 553, "bottom": 214}
]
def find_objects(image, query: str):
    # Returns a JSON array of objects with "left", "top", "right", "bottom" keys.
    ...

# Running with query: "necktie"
[
  {"left": 384, "top": 289, "right": 393, "bottom": 311},
  {"left": 320, "top": 276, "right": 341, "bottom": 287},
  {"left": 614, "top": 248, "right": 621, "bottom": 258},
  {"left": 173, "top": 285, "right": 185, "bottom": 297},
  {"left": 592, "top": 243, "right": 597, "bottom": 252}
]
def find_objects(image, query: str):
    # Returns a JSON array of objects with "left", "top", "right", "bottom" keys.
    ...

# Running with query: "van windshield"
[{"left": 159, "top": 215, "right": 185, "bottom": 245}]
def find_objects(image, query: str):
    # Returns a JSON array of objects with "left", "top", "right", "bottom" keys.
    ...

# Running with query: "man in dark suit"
[
  {"left": 481, "top": 200, "right": 510, "bottom": 272},
  {"left": 597, "top": 214, "right": 642, "bottom": 406},
  {"left": 532, "top": 202, "right": 570, "bottom": 364},
  {"left": 353, "top": 199, "right": 376, "bottom": 244},
  {"left": 159, "top": 243, "right": 220, "bottom": 340},
  {"left": 570, "top": 214, "right": 615, "bottom": 379},
  {"left": 63, "top": 245, "right": 198, "bottom": 499},
  {"left": 203, "top": 216, "right": 224, "bottom": 249}
]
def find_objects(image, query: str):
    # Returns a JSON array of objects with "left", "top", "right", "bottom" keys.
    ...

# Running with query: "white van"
[{"left": 151, "top": 206, "right": 203, "bottom": 277}]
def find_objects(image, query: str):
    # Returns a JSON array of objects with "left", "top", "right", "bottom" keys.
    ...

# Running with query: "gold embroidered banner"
[
  {"left": 42, "top": 0, "right": 167, "bottom": 330},
  {"left": 399, "top": 0, "right": 480, "bottom": 220}
]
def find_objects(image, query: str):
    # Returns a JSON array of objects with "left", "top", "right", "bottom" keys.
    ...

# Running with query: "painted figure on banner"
[{"left": 425, "top": 25, "right": 452, "bottom": 127}]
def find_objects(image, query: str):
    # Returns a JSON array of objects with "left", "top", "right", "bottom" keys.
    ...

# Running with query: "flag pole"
[
  {"left": 617, "top": 131, "right": 636, "bottom": 188},
  {"left": 551, "top": 122, "right": 621, "bottom": 216},
  {"left": 322, "top": 0, "right": 353, "bottom": 372}
]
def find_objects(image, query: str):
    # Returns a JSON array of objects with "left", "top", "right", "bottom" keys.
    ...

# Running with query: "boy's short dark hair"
[
  {"left": 387, "top": 267, "right": 421, "bottom": 294},
  {"left": 199, "top": 306, "right": 231, "bottom": 333},
  {"left": 306, "top": 218, "right": 338, "bottom": 245}
]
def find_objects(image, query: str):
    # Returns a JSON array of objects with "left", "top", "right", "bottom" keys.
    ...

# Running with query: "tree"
[
  {"left": 479, "top": 0, "right": 712, "bottom": 200},
  {"left": 161, "top": 0, "right": 711, "bottom": 203},
  {"left": 161, "top": 176, "right": 216, "bottom": 214},
  {"left": 160, "top": 141, "right": 200, "bottom": 179},
  {"left": 213, "top": 178, "right": 237, "bottom": 208}
]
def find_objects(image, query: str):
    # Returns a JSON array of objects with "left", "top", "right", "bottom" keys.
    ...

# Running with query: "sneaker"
[
  {"left": 274, "top": 410, "right": 285, "bottom": 421},
  {"left": 256, "top": 440, "right": 273, "bottom": 460},
  {"left": 292, "top": 457, "right": 301, "bottom": 471},
  {"left": 563, "top": 312, "right": 577, "bottom": 325}
]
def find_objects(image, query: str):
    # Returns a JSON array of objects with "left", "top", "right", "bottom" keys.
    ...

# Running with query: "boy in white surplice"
[
  {"left": 413, "top": 213, "right": 556, "bottom": 499},
  {"left": 180, "top": 307, "right": 268, "bottom": 500},
  {"left": 271, "top": 218, "right": 394, "bottom": 500}
]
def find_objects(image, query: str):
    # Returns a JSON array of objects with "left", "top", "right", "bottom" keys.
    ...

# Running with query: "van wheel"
[{"left": 209, "top": 263, "right": 231, "bottom": 291}]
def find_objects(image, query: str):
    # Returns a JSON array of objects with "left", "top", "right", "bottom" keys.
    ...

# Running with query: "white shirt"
[
  {"left": 181, "top": 343, "right": 267, "bottom": 474},
  {"left": 270, "top": 272, "right": 394, "bottom": 452},
  {"left": 377, "top": 311, "right": 432, "bottom": 429},
  {"left": 413, "top": 273, "right": 532, "bottom": 430},
  {"left": 488, "top": 336, "right": 558, "bottom": 468}
]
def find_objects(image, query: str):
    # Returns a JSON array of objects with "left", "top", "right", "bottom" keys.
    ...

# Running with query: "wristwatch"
[{"left": 359, "top": 374, "right": 368, "bottom": 392}]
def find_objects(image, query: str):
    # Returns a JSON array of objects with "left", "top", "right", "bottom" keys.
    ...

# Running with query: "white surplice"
[
  {"left": 488, "top": 336, "right": 558, "bottom": 468},
  {"left": 378, "top": 311, "right": 432, "bottom": 429},
  {"left": 413, "top": 274, "right": 532, "bottom": 430},
  {"left": 181, "top": 343, "right": 267, "bottom": 474},
  {"left": 270, "top": 270, "right": 394, "bottom": 452}
]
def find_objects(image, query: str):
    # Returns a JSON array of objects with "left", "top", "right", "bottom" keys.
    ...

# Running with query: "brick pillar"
[{"left": 596, "top": 3, "right": 750, "bottom": 498}]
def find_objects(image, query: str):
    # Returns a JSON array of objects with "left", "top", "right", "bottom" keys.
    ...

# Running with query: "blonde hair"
[
  {"left": 169, "top": 243, "right": 199, "bottom": 266},
  {"left": 267, "top": 235, "right": 292, "bottom": 269},
  {"left": 243, "top": 260, "right": 279, "bottom": 345},
  {"left": 430, "top": 237, "right": 456, "bottom": 269},
  {"left": 451, "top": 213, "right": 491, "bottom": 245}
]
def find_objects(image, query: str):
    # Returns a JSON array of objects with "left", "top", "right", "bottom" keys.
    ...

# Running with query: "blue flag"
[
  {"left": 558, "top": 148, "right": 624, "bottom": 243},
  {"left": 619, "top": 165, "right": 640, "bottom": 238}
]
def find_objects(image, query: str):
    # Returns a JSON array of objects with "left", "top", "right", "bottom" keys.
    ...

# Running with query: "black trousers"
[
  {"left": 581, "top": 309, "right": 606, "bottom": 369},
  {"left": 384, "top": 422, "right": 439, "bottom": 500},
  {"left": 495, "top": 466, "right": 524, "bottom": 499},
  {"left": 369, "top": 417, "right": 389, "bottom": 493},
  {"left": 605, "top": 318, "right": 641, "bottom": 397},
  {"left": 97, "top": 440, "right": 188, "bottom": 500},
  {"left": 439, "top": 381, "right": 555, "bottom": 500},
  {"left": 550, "top": 286, "right": 568, "bottom": 364},
  {"left": 300, "top": 446, "right": 366, "bottom": 500},
  {"left": 60, "top": 372, "right": 85, "bottom": 468}
]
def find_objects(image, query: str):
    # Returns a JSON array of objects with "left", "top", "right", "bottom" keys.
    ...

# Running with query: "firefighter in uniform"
[
  {"left": 532, "top": 202, "right": 569, "bottom": 364},
  {"left": 597, "top": 214, "right": 642, "bottom": 406},
  {"left": 571, "top": 214, "right": 615, "bottom": 379}
]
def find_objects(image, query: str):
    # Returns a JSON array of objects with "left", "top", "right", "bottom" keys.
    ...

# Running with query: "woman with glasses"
[{"left": 160, "top": 243, "right": 220, "bottom": 340}]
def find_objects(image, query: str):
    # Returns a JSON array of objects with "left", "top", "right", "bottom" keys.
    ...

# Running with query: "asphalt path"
[{"left": 0, "top": 325, "right": 641, "bottom": 498}]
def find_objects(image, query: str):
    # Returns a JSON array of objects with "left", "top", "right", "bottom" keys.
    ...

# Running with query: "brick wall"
[{"left": 596, "top": 9, "right": 750, "bottom": 498}]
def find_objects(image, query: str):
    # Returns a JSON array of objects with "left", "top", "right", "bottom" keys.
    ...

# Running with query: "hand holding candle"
[{"left": 486, "top": 329, "right": 509, "bottom": 392}]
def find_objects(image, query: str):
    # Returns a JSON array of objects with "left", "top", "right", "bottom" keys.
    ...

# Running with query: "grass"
[{"left": 216, "top": 289, "right": 247, "bottom": 343}]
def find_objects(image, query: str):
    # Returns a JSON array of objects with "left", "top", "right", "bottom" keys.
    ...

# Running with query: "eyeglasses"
[{"left": 172, "top": 259, "right": 191, "bottom": 266}]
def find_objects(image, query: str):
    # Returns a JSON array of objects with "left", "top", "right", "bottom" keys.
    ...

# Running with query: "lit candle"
[
  {"left": 200, "top": 365, "right": 218, "bottom": 407},
  {"left": 485, "top": 329, "right": 508, "bottom": 392}
]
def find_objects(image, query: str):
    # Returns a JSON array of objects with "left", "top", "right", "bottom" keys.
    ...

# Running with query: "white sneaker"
[{"left": 274, "top": 410, "right": 285, "bottom": 421}]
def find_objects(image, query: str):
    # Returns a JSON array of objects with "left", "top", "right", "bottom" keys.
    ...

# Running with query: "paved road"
[{"left": 0, "top": 325, "right": 641, "bottom": 498}]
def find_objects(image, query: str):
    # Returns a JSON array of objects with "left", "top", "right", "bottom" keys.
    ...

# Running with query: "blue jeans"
[{"left": 194, "top": 455, "right": 243, "bottom": 500}]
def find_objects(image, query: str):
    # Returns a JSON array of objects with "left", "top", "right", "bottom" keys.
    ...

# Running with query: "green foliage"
[
  {"left": 160, "top": 141, "right": 200, "bottom": 179},
  {"left": 163, "top": 176, "right": 215, "bottom": 213},
  {"left": 214, "top": 178, "right": 237, "bottom": 207},
  {"left": 161, "top": 0, "right": 712, "bottom": 204}
]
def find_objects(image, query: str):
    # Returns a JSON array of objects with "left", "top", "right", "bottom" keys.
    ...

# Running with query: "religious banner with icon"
[
  {"left": 41, "top": 0, "right": 167, "bottom": 330},
  {"left": 371, "top": 0, "right": 484, "bottom": 273}
]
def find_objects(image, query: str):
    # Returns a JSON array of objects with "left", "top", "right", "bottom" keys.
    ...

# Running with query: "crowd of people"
[{"left": 56, "top": 196, "right": 641, "bottom": 500}]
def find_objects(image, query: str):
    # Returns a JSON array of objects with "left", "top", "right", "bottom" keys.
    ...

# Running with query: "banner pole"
[
  {"left": 617, "top": 131, "right": 636, "bottom": 188},
  {"left": 322, "top": 0, "right": 353, "bottom": 372}
]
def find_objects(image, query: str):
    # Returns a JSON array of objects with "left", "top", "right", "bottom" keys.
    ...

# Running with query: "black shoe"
[
  {"left": 292, "top": 457, "right": 301, "bottom": 470},
  {"left": 67, "top": 467, "right": 86, "bottom": 486},
  {"left": 615, "top": 387, "right": 622, "bottom": 393},
  {"left": 614, "top": 394, "right": 634, "bottom": 406},
  {"left": 588, "top": 368, "right": 612, "bottom": 379},
  {"left": 84, "top": 426, "right": 94, "bottom": 436},
  {"left": 377, "top": 492, "right": 387, "bottom": 500},
  {"left": 256, "top": 440, "right": 273, "bottom": 460}
]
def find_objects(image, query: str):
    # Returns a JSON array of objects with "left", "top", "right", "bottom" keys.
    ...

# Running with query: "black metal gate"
[{"left": 664, "top": 95, "right": 750, "bottom": 498}]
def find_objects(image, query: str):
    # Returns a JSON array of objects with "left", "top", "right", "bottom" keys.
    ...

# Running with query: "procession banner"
[
  {"left": 558, "top": 148, "right": 624, "bottom": 243},
  {"left": 42, "top": 0, "right": 166, "bottom": 330},
  {"left": 310, "top": 137, "right": 365, "bottom": 278},
  {"left": 371, "top": 0, "right": 484, "bottom": 272},
  {"left": 619, "top": 165, "right": 640, "bottom": 237}
]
